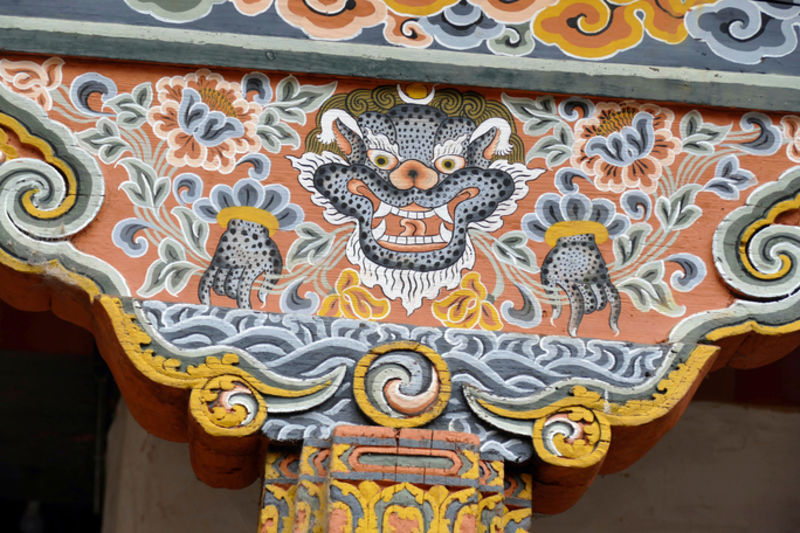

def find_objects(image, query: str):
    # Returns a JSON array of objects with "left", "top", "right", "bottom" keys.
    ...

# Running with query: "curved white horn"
[
  {"left": 317, "top": 109, "right": 362, "bottom": 144},
  {"left": 469, "top": 118, "right": 513, "bottom": 156},
  {"left": 397, "top": 83, "right": 435, "bottom": 105}
]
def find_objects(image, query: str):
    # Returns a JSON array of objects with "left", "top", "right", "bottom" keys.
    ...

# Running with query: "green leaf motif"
[
  {"left": 492, "top": 231, "right": 539, "bottom": 273},
  {"left": 680, "top": 110, "right": 731, "bottom": 156},
  {"left": 269, "top": 76, "right": 337, "bottom": 125},
  {"left": 119, "top": 158, "right": 170, "bottom": 209},
  {"left": 257, "top": 108, "right": 301, "bottom": 153},
  {"left": 106, "top": 82, "right": 153, "bottom": 129},
  {"left": 526, "top": 123, "right": 573, "bottom": 167},
  {"left": 617, "top": 261, "right": 685, "bottom": 317},
  {"left": 654, "top": 184, "right": 702, "bottom": 232},
  {"left": 138, "top": 237, "right": 198, "bottom": 297},
  {"left": 612, "top": 223, "right": 652, "bottom": 268},
  {"left": 501, "top": 94, "right": 561, "bottom": 136},
  {"left": 286, "top": 223, "right": 335, "bottom": 271},
  {"left": 172, "top": 206, "right": 211, "bottom": 260},
  {"left": 76, "top": 118, "right": 130, "bottom": 164}
]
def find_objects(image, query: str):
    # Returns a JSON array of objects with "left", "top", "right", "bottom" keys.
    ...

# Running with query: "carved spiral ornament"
[
  {"left": 0, "top": 87, "right": 105, "bottom": 240},
  {"left": 714, "top": 166, "right": 800, "bottom": 299},
  {"left": 532, "top": 407, "right": 610, "bottom": 467},
  {"left": 353, "top": 341, "right": 451, "bottom": 428},
  {"left": 189, "top": 374, "right": 267, "bottom": 436}
]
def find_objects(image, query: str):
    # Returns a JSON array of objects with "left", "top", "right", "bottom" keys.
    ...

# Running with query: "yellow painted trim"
[
  {"left": 97, "top": 295, "right": 336, "bottom": 437},
  {"left": 737, "top": 193, "right": 800, "bottom": 280},
  {"left": 383, "top": 0, "right": 460, "bottom": 17},
  {"left": 477, "top": 344, "right": 717, "bottom": 426},
  {"left": 217, "top": 206, "right": 279, "bottom": 236},
  {"left": 0, "top": 112, "right": 77, "bottom": 219},
  {"left": 0, "top": 126, "right": 19, "bottom": 160},
  {"left": 545, "top": 220, "right": 609, "bottom": 247},
  {"left": 0, "top": 247, "right": 102, "bottom": 299},
  {"left": 353, "top": 340, "right": 451, "bottom": 428},
  {"left": 532, "top": 406, "right": 610, "bottom": 468},
  {"left": 705, "top": 316, "right": 800, "bottom": 342}
]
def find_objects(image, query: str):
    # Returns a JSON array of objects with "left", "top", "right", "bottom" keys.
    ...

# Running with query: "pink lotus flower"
[
  {"left": 148, "top": 69, "right": 261, "bottom": 173},
  {"left": 572, "top": 102, "right": 680, "bottom": 194}
]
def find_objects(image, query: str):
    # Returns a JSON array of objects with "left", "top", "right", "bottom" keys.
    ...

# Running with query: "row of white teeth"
[
  {"left": 374, "top": 202, "right": 453, "bottom": 223},
  {"left": 372, "top": 220, "right": 453, "bottom": 243}
]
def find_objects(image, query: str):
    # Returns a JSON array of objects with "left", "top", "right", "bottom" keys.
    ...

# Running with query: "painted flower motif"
[
  {"left": 148, "top": 69, "right": 261, "bottom": 173},
  {"left": 522, "top": 189, "right": 631, "bottom": 244},
  {"left": 432, "top": 272, "right": 502, "bottom": 331},
  {"left": 320, "top": 269, "right": 390, "bottom": 320},
  {"left": 521, "top": 185, "right": 630, "bottom": 336},
  {"left": 781, "top": 116, "right": 800, "bottom": 163},
  {"left": 534, "top": 0, "right": 715, "bottom": 60},
  {"left": 276, "top": 0, "right": 386, "bottom": 40},
  {"left": 0, "top": 57, "right": 63, "bottom": 111},
  {"left": 572, "top": 102, "right": 681, "bottom": 194},
  {"left": 418, "top": 2, "right": 505, "bottom": 50},
  {"left": 231, "top": 0, "right": 273, "bottom": 15},
  {"left": 193, "top": 178, "right": 303, "bottom": 230}
]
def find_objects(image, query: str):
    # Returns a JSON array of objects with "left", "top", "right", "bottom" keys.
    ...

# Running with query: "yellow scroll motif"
[
  {"left": 353, "top": 340, "right": 451, "bottom": 428},
  {"left": 533, "top": 0, "right": 716, "bottom": 59},
  {"left": 736, "top": 193, "right": 800, "bottom": 280},
  {"left": 0, "top": 112, "right": 77, "bottom": 219},
  {"left": 102, "top": 295, "right": 335, "bottom": 437},
  {"left": 532, "top": 406, "right": 609, "bottom": 468}
]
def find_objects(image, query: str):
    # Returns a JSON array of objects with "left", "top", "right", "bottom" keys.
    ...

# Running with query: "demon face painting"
[{"left": 291, "top": 87, "right": 542, "bottom": 312}]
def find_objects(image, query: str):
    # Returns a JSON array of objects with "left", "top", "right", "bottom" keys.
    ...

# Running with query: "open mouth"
[{"left": 348, "top": 180, "right": 478, "bottom": 252}]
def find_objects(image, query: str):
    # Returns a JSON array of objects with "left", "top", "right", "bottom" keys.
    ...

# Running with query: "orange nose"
[{"left": 389, "top": 160, "right": 439, "bottom": 190}]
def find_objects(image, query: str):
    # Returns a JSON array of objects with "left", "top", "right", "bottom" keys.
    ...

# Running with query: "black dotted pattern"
[
  {"left": 540, "top": 233, "right": 621, "bottom": 336},
  {"left": 198, "top": 219, "right": 282, "bottom": 309},
  {"left": 312, "top": 104, "right": 515, "bottom": 272}
]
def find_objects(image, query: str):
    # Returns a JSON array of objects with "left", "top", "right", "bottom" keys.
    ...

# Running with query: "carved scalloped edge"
[{"left": 0, "top": 245, "right": 723, "bottom": 512}]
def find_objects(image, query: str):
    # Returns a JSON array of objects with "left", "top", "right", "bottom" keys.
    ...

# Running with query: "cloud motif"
[
  {"left": 125, "top": 0, "right": 226, "bottom": 22},
  {"left": 686, "top": 0, "right": 800, "bottom": 65},
  {"left": 418, "top": 1, "right": 505, "bottom": 50}
]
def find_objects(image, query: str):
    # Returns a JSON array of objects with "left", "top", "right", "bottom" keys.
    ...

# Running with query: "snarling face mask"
[{"left": 291, "top": 102, "right": 540, "bottom": 312}]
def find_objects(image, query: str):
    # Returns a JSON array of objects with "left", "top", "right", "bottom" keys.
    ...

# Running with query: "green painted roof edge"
[{"left": 1, "top": 15, "right": 798, "bottom": 112}]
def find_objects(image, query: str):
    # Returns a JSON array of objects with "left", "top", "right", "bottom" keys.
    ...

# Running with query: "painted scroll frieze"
[
  {"left": 2, "top": 54, "right": 800, "bottom": 515},
  {"left": 1, "top": 1, "right": 799, "bottom": 73},
  {"left": 0, "top": 56, "right": 788, "bottom": 342}
]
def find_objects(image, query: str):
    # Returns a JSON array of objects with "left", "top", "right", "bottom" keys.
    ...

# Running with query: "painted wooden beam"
[{"left": 1, "top": 15, "right": 800, "bottom": 113}]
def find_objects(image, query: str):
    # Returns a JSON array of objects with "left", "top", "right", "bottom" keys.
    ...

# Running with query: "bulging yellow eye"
[
  {"left": 368, "top": 150, "right": 398, "bottom": 170},
  {"left": 434, "top": 155, "right": 466, "bottom": 174}
]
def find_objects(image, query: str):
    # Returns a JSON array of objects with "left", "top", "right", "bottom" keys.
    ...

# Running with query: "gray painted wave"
[{"left": 139, "top": 300, "right": 676, "bottom": 462}]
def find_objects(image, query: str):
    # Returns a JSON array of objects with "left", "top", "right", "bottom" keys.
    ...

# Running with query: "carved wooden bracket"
[{"left": 1, "top": 54, "right": 800, "bottom": 529}]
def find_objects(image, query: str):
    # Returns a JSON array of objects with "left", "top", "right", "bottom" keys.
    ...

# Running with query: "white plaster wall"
[
  {"left": 101, "top": 401, "right": 261, "bottom": 533},
  {"left": 102, "top": 401, "right": 800, "bottom": 532}
]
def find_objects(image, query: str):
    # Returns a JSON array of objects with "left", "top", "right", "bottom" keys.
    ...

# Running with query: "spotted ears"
[
  {"left": 467, "top": 118, "right": 513, "bottom": 167},
  {"left": 317, "top": 109, "right": 366, "bottom": 163}
]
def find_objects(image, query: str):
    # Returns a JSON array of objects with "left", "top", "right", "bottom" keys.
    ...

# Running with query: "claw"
[
  {"left": 197, "top": 218, "right": 285, "bottom": 309},
  {"left": 198, "top": 265, "right": 218, "bottom": 305},
  {"left": 566, "top": 283, "right": 585, "bottom": 337},
  {"left": 237, "top": 267, "right": 262, "bottom": 309},
  {"left": 605, "top": 283, "right": 621, "bottom": 335},
  {"left": 540, "top": 233, "right": 621, "bottom": 337},
  {"left": 224, "top": 267, "right": 243, "bottom": 299}
]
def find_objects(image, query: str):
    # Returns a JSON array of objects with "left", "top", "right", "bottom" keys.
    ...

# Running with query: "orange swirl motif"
[
  {"left": 276, "top": 0, "right": 386, "bottom": 39},
  {"left": 534, "top": 0, "right": 715, "bottom": 59},
  {"left": 470, "top": 0, "right": 557, "bottom": 23},
  {"left": 383, "top": 12, "right": 433, "bottom": 47},
  {"left": 231, "top": 0, "right": 273, "bottom": 15},
  {"left": 383, "top": 0, "right": 459, "bottom": 16}
]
